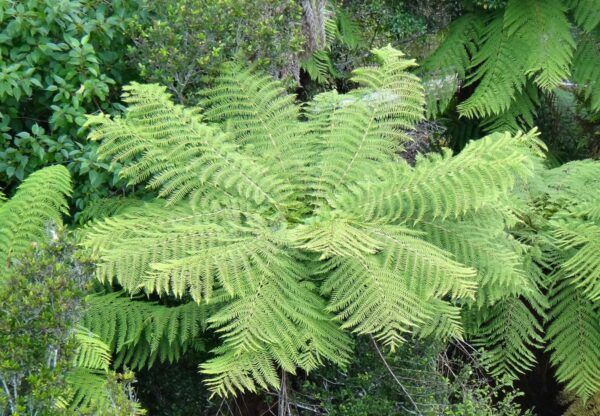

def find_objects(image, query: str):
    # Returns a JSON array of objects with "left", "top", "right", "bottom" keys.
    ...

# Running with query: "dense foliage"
[
  {"left": 420, "top": 0, "right": 600, "bottom": 141},
  {"left": 129, "top": 0, "right": 305, "bottom": 103},
  {"left": 0, "top": 0, "right": 139, "bottom": 210},
  {"left": 2, "top": 1, "right": 600, "bottom": 414}
]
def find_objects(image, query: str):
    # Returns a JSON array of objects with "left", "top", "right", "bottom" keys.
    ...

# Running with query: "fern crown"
[{"left": 84, "top": 46, "right": 547, "bottom": 396}]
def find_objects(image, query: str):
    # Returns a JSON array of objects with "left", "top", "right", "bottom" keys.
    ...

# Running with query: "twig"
[{"left": 370, "top": 336, "right": 422, "bottom": 415}]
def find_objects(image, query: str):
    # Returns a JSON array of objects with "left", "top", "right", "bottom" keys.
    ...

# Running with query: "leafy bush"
[
  {"left": 0, "top": 232, "right": 87, "bottom": 414},
  {"left": 129, "top": 0, "right": 304, "bottom": 103},
  {"left": 0, "top": 0, "right": 140, "bottom": 210},
  {"left": 0, "top": 228, "right": 145, "bottom": 415}
]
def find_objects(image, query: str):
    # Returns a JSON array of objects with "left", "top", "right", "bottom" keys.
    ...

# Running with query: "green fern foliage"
[
  {"left": 458, "top": 13, "right": 527, "bottom": 118},
  {"left": 423, "top": 0, "right": 600, "bottom": 130},
  {"left": 61, "top": 326, "right": 146, "bottom": 414},
  {"left": 547, "top": 279, "right": 600, "bottom": 398},
  {"left": 84, "top": 292, "right": 207, "bottom": 369},
  {"left": 572, "top": 37, "right": 600, "bottom": 112},
  {"left": 517, "top": 159, "right": 600, "bottom": 400},
  {"left": 0, "top": 165, "right": 71, "bottom": 269},
  {"left": 567, "top": 0, "right": 600, "bottom": 32},
  {"left": 83, "top": 47, "right": 548, "bottom": 397}
]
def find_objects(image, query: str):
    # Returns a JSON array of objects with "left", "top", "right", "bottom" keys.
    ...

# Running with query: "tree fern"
[
  {"left": 422, "top": 0, "right": 600, "bottom": 133},
  {"left": 84, "top": 47, "right": 546, "bottom": 396}
]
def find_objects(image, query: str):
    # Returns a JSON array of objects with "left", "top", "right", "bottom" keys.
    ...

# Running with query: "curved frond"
[
  {"left": 84, "top": 292, "right": 207, "bottom": 370},
  {"left": 458, "top": 14, "right": 527, "bottom": 118},
  {"left": 0, "top": 165, "right": 71, "bottom": 268},
  {"left": 547, "top": 279, "right": 600, "bottom": 399},
  {"left": 333, "top": 130, "right": 541, "bottom": 224}
]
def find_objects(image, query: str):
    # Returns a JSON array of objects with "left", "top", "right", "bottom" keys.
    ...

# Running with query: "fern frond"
[
  {"left": 310, "top": 46, "right": 425, "bottom": 203},
  {"left": 0, "top": 165, "right": 71, "bottom": 268},
  {"left": 199, "top": 63, "right": 306, "bottom": 171},
  {"left": 458, "top": 14, "right": 527, "bottom": 118},
  {"left": 416, "top": 209, "right": 530, "bottom": 305},
  {"left": 504, "top": 0, "right": 574, "bottom": 91},
  {"left": 333, "top": 130, "right": 540, "bottom": 224},
  {"left": 87, "top": 85, "right": 296, "bottom": 216},
  {"left": 567, "top": 0, "right": 600, "bottom": 32},
  {"left": 550, "top": 220, "right": 600, "bottom": 302},
  {"left": 64, "top": 327, "right": 112, "bottom": 411},
  {"left": 481, "top": 82, "right": 539, "bottom": 133},
  {"left": 416, "top": 299, "right": 464, "bottom": 341},
  {"left": 84, "top": 292, "right": 207, "bottom": 369},
  {"left": 74, "top": 326, "right": 112, "bottom": 372},
  {"left": 472, "top": 297, "right": 543, "bottom": 379},
  {"left": 547, "top": 278, "right": 600, "bottom": 399},
  {"left": 421, "top": 14, "right": 484, "bottom": 80},
  {"left": 78, "top": 197, "right": 145, "bottom": 224},
  {"left": 301, "top": 51, "right": 339, "bottom": 84},
  {"left": 572, "top": 37, "right": 600, "bottom": 112},
  {"left": 321, "top": 255, "right": 432, "bottom": 350}
]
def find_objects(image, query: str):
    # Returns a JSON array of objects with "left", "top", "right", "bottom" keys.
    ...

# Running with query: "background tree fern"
[
  {"left": 421, "top": 0, "right": 600, "bottom": 134},
  {"left": 82, "top": 46, "right": 551, "bottom": 397}
]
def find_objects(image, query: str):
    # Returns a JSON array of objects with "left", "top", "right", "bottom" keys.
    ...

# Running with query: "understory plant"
[
  {"left": 81, "top": 46, "right": 587, "bottom": 400},
  {"left": 0, "top": 167, "right": 144, "bottom": 414}
]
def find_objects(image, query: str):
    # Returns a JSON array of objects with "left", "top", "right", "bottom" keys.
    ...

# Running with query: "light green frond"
[
  {"left": 204, "top": 260, "right": 351, "bottom": 395},
  {"left": 375, "top": 226, "right": 477, "bottom": 300},
  {"left": 287, "top": 217, "right": 384, "bottom": 260},
  {"left": 309, "top": 46, "right": 424, "bottom": 203},
  {"left": 201, "top": 348, "right": 280, "bottom": 397},
  {"left": 0, "top": 165, "right": 71, "bottom": 268},
  {"left": 74, "top": 326, "right": 112, "bottom": 372},
  {"left": 321, "top": 256, "right": 433, "bottom": 350},
  {"left": 59, "top": 329, "right": 112, "bottom": 410},
  {"left": 199, "top": 63, "right": 306, "bottom": 171},
  {"left": 84, "top": 203, "right": 275, "bottom": 301},
  {"left": 547, "top": 279, "right": 600, "bottom": 399},
  {"left": 87, "top": 84, "right": 296, "bottom": 215},
  {"left": 416, "top": 299, "right": 464, "bottom": 340},
  {"left": 78, "top": 197, "right": 146, "bottom": 224},
  {"left": 333, "top": 130, "right": 540, "bottom": 224},
  {"left": 416, "top": 211, "right": 529, "bottom": 305}
]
